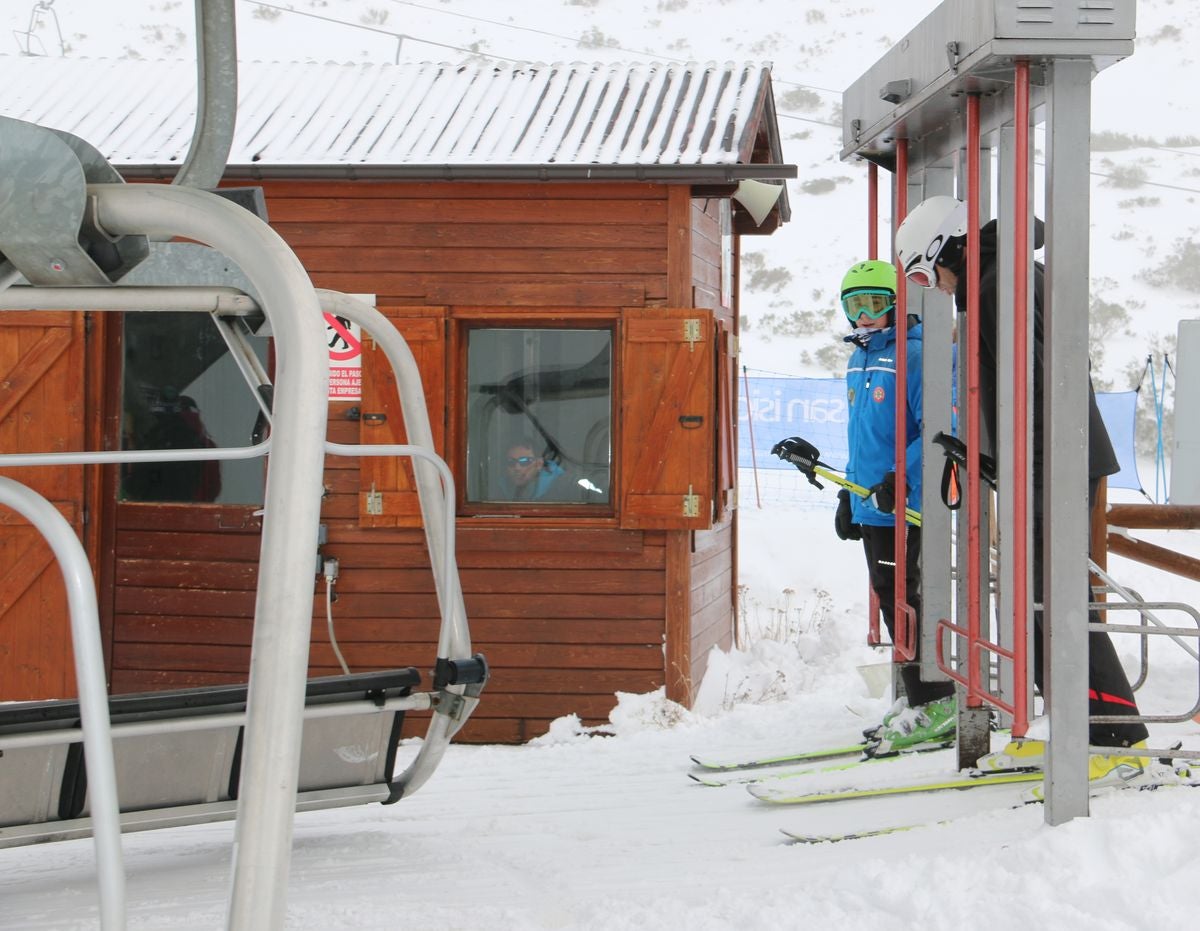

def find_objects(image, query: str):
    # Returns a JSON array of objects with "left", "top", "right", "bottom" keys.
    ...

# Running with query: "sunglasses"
[
  {"left": 507, "top": 456, "right": 536, "bottom": 466},
  {"left": 841, "top": 289, "right": 895, "bottom": 322}
]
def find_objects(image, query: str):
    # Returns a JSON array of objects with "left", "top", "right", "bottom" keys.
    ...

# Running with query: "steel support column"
[{"left": 1043, "top": 57, "right": 1096, "bottom": 824}]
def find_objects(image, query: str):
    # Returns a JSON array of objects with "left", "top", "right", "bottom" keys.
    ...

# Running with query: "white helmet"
[{"left": 894, "top": 195, "right": 968, "bottom": 289}]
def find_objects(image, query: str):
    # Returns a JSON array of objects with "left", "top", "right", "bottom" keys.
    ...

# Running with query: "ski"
[
  {"left": 690, "top": 744, "right": 954, "bottom": 787},
  {"left": 690, "top": 742, "right": 868, "bottom": 773},
  {"left": 689, "top": 736, "right": 953, "bottom": 774},
  {"left": 778, "top": 770, "right": 1200, "bottom": 843},
  {"left": 692, "top": 755, "right": 870, "bottom": 788},
  {"left": 748, "top": 767, "right": 1043, "bottom": 805},
  {"left": 780, "top": 822, "right": 938, "bottom": 844}
]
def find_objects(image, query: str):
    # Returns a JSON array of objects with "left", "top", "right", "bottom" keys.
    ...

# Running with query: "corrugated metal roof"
[{"left": 0, "top": 56, "right": 786, "bottom": 176}]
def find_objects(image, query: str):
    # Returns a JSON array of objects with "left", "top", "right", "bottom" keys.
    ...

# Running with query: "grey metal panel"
[
  {"left": 911, "top": 166, "right": 956, "bottom": 692},
  {"left": 295, "top": 713, "right": 398, "bottom": 791},
  {"left": 0, "top": 744, "right": 69, "bottom": 827},
  {"left": 840, "top": 0, "right": 1134, "bottom": 163},
  {"left": 994, "top": 0, "right": 1134, "bottom": 36},
  {"left": 1042, "top": 57, "right": 1095, "bottom": 824},
  {"left": 994, "top": 123, "right": 1037, "bottom": 731},
  {"left": 1170, "top": 320, "right": 1200, "bottom": 504},
  {"left": 1, "top": 706, "right": 406, "bottom": 846},
  {"left": 80, "top": 729, "right": 240, "bottom": 815}
]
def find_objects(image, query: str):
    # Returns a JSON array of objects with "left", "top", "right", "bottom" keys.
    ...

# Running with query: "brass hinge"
[
  {"left": 365, "top": 483, "right": 383, "bottom": 515},
  {"left": 682, "top": 485, "right": 700, "bottom": 518},
  {"left": 683, "top": 318, "right": 702, "bottom": 350}
]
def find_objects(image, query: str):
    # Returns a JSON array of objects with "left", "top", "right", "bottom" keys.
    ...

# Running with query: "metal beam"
[
  {"left": 841, "top": 0, "right": 1134, "bottom": 165},
  {"left": 1042, "top": 56, "right": 1096, "bottom": 825}
]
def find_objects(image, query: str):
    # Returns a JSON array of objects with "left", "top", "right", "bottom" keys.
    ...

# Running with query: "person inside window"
[{"left": 503, "top": 438, "right": 568, "bottom": 501}]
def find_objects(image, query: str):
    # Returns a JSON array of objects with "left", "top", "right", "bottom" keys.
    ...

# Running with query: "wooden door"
[{"left": 0, "top": 312, "right": 88, "bottom": 700}]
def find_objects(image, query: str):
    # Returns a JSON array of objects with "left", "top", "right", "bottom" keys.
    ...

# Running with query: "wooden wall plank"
[
  {"left": 269, "top": 198, "right": 666, "bottom": 225},
  {"left": 667, "top": 186, "right": 692, "bottom": 306},
  {"left": 254, "top": 180, "right": 663, "bottom": 201},
  {"left": 118, "top": 615, "right": 663, "bottom": 645},
  {"left": 273, "top": 222, "right": 665, "bottom": 250},
  {"left": 294, "top": 246, "right": 667, "bottom": 276}
]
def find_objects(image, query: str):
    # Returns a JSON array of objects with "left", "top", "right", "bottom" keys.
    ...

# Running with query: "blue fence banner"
[
  {"left": 741, "top": 376, "right": 1140, "bottom": 490},
  {"left": 1094, "top": 389, "right": 1141, "bottom": 491},
  {"left": 740, "top": 377, "right": 848, "bottom": 471}
]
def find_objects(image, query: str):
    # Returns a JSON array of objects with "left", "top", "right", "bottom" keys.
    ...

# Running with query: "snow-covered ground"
[{"left": 3, "top": 480, "right": 1199, "bottom": 930}]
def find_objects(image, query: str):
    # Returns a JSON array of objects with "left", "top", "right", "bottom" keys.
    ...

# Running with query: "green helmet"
[
  {"left": 840, "top": 260, "right": 897, "bottom": 326},
  {"left": 840, "top": 259, "right": 897, "bottom": 296}
]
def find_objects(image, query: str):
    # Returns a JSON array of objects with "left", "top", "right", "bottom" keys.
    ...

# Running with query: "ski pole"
[{"left": 770, "top": 436, "right": 921, "bottom": 527}]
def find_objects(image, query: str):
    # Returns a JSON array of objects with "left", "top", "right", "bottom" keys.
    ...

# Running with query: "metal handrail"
[{"left": 0, "top": 478, "right": 125, "bottom": 930}]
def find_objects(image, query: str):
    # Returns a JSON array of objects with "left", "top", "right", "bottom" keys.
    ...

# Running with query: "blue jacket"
[
  {"left": 530, "top": 458, "right": 566, "bottom": 499},
  {"left": 844, "top": 319, "right": 922, "bottom": 526}
]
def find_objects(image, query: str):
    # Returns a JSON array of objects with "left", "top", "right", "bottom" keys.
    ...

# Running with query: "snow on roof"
[{"left": 0, "top": 56, "right": 783, "bottom": 174}]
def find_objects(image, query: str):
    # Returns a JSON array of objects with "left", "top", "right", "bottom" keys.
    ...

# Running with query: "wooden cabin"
[{"left": 0, "top": 57, "right": 793, "bottom": 742}]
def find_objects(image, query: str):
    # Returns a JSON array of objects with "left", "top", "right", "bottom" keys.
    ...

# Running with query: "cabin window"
[
  {"left": 464, "top": 327, "right": 612, "bottom": 507},
  {"left": 119, "top": 312, "right": 268, "bottom": 504}
]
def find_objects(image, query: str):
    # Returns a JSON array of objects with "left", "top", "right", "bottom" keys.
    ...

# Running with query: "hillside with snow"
[{"left": 8, "top": 0, "right": 1197, "bottom": 407}]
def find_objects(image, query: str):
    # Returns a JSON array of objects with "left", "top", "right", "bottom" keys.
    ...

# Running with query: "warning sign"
[{"left": 325, "top": 312, "right": 362, "bottom": 400}]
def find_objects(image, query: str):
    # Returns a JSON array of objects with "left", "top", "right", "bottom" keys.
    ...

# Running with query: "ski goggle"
[
  {"left": 903, "top": 262, "right": 937, "bottom": 289},
  {"left": 841, "top": 289, "right": 895, "bottom": 322}
]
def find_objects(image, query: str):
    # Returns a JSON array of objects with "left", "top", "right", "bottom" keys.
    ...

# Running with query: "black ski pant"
[
  {"left": 1031, "top": 480, "right": 1148, "bottom": 748},
  {"left": 860, "top": 524, "right": 955, "bottom": 708}
]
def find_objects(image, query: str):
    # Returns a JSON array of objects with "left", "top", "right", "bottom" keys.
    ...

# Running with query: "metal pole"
[
  {"left": 892, "top": 139, "right": 913, "bottom": 661},
  {"left": 0, "top": 479, "right": 126, "bottom": 930},
  {"left": 867, "top": 161, "right": 879, "bottom": 260},
  {"left": 89, "top": 183, "right": 329, "bottom": 928},
  {"left": 966, "top": 94, "right": 983, "bottom": 704},
  {"left": 1043, "top": 57, "right": 1095, "bottom": 825},
  {"left": 315, "top": 291, "right": 475, "bottom": 798},
  {"left": 173, "top": 0, "right": 238, "bottom": 190},
  {"left": 1012, "top": 60, "right": 1032, "bottom": 738}
]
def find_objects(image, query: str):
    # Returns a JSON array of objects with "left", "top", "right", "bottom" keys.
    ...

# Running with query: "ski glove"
[
  {"left": 834, "top": 488, "right": 861, "bottom": 541},
  {"left": 870, "top": 471, "right": 897, "bottom": 514}
]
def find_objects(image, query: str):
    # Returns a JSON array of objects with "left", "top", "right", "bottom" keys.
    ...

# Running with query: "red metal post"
[
  {"left": 1012, "top": 61, "right": 1031, "bottom": 736},
  {"left": 966, "top": 94, "right": 983, "bottom": 705},
  {"left": 867, "top": 162, "right": 879, "bottom": 260}
]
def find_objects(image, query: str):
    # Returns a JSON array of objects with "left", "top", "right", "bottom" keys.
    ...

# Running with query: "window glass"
[
  {"left": 120, "top": 312, "right": 268, "bottom": 504},
  {"left": 466, "top": 328, "right": 612, "bottom": 505}
]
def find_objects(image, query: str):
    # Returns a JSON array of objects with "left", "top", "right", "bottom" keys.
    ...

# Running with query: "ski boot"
[{"left": 865, "top": 695, "right": 956, "bottom": 757}]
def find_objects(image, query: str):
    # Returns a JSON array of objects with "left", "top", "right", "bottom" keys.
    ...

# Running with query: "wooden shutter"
[
  {"left": 358, "top": 307, "right": 447, "bottom": 528},
  {"left": 0, "top": 312, "right": 87, "bottom": 699},
  {"left": 619, "top": 308, "right": 715, "bottom": 530}
]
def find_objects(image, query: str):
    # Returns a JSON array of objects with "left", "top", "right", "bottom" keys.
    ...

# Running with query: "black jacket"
[{"left": 953, "top": 219, "right": 1119, "bottom": 489}]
